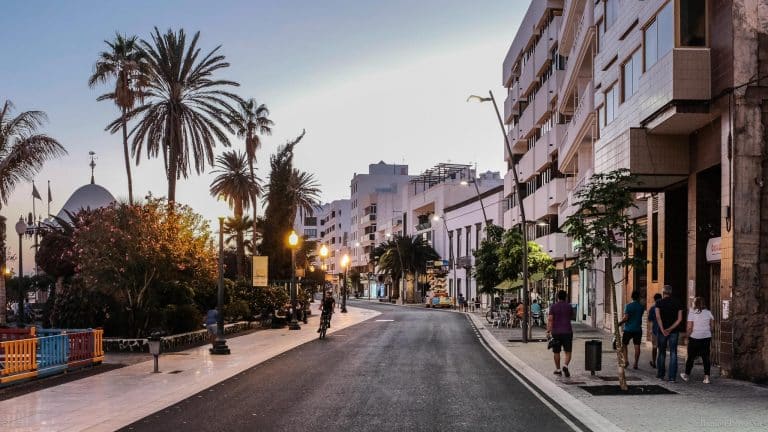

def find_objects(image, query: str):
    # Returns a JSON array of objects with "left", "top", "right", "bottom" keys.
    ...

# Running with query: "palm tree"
[
  {"left": 210, "top": 150, "right": 260, "bottom": 279},
  {"left": 288, "top": 169, "right": 321, "bottom": 223},
  {"left": 0, "top": 100, "right": 66, "bottom": 324},
  {"left": 115, "top": 28, "right": 241, "bottom": 203},
  {"left": 373, "top": 235, "right": 439, "bottom": 302},
  {"left": 229, "top": 99, "right": 273, "bottom": 250},
  {"left": 88, "top": 33, "right": 147, "bottom": 205}
]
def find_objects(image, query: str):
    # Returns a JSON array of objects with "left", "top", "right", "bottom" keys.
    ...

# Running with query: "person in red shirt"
[{"left": 547, "top": 290, "right": 574, "bottom": 377}]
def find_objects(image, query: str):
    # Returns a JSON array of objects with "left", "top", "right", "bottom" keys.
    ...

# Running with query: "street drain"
[{"left": 579, "top": 385, "right": 677, "bottom": 396}]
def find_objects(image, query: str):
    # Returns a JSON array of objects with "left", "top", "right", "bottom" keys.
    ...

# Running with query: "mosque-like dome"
[{"left": 55, "top": 183, "right": 115, "bottom": 221}]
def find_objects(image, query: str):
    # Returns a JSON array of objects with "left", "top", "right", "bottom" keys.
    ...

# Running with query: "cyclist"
[{"left": 318, "top": 291, "right": 336, "bottom": 333}]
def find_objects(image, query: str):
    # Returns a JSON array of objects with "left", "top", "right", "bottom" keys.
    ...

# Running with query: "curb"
[{"left": 466, "top": 312, "right": 622, "bottom": 432}]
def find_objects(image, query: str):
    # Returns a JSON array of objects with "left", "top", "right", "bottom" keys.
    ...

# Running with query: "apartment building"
[
  {"left": 317, "top": 199, "right": 351, "bottom": 275},
  {"left": 402, "top": 164, "right": 503, "bottom": 302},
  {"left": 505, "top": 0, "right": 768, "bottom": 380},
  {"left": 349, "top": 161, "right": 411, "bottom": 296}
]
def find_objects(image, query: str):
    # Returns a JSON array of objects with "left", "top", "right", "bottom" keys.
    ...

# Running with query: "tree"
[
  {"left": 563, "top": 169, "right": 646, "bottom": 391},
  {"left": 88, "top": 33, "right": 147, "bottom": 204},
  {"left": 259, "top": 130, "right": 310, "bottom": 280},
  {"left": 497, "top": 228, "right": 554, "bottom": 285},
  {"left": 374, "top": 235, "right": 439, "bottom": 302},
  {"left": 229, "top": 98, "right": 273, "bottom": 252},
  {"left": 0, "top": 100, "right": 66, "bottom": 324},
  {"left": 116, "top": 28, "right": 241, "bottom": 203},
  {"left": 210, "top": 150, "right": 260, "bottom": 279},
  {"left": 73, "top": 199, "right": 217, "bottom": 337},
  {"left": 473, "top": 224, "right": 504, "bottom": 294},
  {"left": 289, "top": 169, "right": 321, "bottom": 222}
]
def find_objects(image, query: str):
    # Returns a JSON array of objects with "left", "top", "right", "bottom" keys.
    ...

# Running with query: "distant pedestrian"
[
  {"left": 458, "top": 293, "right": 466, "bottom": 311},
  {"left": 547, "top": 290, "right": 573, "bottom": 377},
  {"left": 655, "top": 285, "right": 684, "bottom": 382},
  {"left": 619, "top": 290, "right": 644, "bottom": 370},
  {"left": 648, "top": 293, "right": 663, "bottom": 368},
  {"left": 474, "top": 297, "right": 481, "bottom": 312},
  {"left": 681, "top": 297, "right": 714, "bottom": 384},
  {"left": 204, "top": 308, "right": 219, "bottom": 347}
]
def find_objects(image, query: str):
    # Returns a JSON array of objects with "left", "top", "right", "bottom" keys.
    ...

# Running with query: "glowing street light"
[
  {"left": 288, "top": 230, "right": 301, "bottom": 330},
  {"left": 340, "top": 254, "right": 350, "bottom": 313}
]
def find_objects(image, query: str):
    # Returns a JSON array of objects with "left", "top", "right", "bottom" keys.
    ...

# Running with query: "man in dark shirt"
[
  {"left": 654, "top": 285, "right": 684, "bottom": 382},
  {"left": 547, "top": 290, "right": 573, "bottom": 378}
]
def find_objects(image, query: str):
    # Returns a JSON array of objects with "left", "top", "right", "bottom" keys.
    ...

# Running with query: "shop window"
[{"left": 679, "top": 0, "right": 707, "bottom": 47}]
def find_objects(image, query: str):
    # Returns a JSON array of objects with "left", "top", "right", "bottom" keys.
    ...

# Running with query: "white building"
[{"left": 317, "top": 199, "right": 351, "bottom": 275}]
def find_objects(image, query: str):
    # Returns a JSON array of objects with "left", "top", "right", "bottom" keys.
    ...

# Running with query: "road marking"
[
  {"left": 375, "top": 319, "right": 395, "bottom": 322},
  {"left": 465, "top": 314, "right": 622, "bottom": 432}
]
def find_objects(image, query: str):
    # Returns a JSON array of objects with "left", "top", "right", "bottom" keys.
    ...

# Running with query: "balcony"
[
  {"left": 640, "top": 48, "right": 712, "bottom": 134},
  {"left": 504, "top": 85, "right": 520, "bottom": 124},
  {"left": 533, "top": 84, "right": 549, "bottom": 127},
  {"left": 558, "top": 81, "right": 595, "bottom": 171},
  {"left": 558, "top": 168, "right": 592, "bottom": 223},
  {"left": 534, "top": 232, "right": 571, "bottom": 258},
  {"left": 558, "top": 0, "right": 594, "bottom": 111},
  {"left": 517, "top": 104, "right": 536, "bottom": 142},
  {"left": 456, "top": 256, "right": 473, "bottom": 268},
  {"left": 519, "top": 58, "right": 537, "bottom": 97},
  {"left": 415, "top": 221, "right": 432, "bottom": 232},
  {"left": 559, "top": 0, "right": 585, "bottom": 54}
]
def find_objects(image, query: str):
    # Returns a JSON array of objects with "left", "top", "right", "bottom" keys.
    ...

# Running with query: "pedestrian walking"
[
  {"left": 547, "top": 290, "right": 573, "bottom": 377},
  {"left": 619, "top": 290, "right": 644, "bottom": 369},
  {"left": 204, "top": 308, "right": 219, "bottom": 347},
  {"left": 680, "top": 297, "right": 714, "bottom": 384},
  {"left": 458, "top": 293, "right": 466, "bottom": 311},
  {"left": 655, "top": 285, "right": 684, "bottom": 382},
  {"left": 648, "top": 293, "right": 662, "bottom": 368}
]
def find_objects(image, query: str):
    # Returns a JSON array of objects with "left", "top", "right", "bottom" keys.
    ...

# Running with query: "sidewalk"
[
  {"left": 466, "top": 310, "right": 768, "bottom": 432},
  {"left": 0, "top": 307, "right": 379, "bottom": 432}
]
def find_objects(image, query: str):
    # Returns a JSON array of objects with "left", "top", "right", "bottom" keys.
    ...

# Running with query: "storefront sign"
[
  {"left": 706, "top": 237, "right": 721, "bottom": 263},
  {"left": 252, "top": 256, "right": 268, "bottom": 287}
]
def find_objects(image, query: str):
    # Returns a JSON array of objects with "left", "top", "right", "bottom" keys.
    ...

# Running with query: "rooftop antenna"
[{"left": 89, "top": 151, "right": 97, "bottom": 184}]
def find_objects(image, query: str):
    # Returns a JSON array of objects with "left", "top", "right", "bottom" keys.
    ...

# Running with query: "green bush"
[
  {"left": 162, "top": 304, "right": 202, "bottom": 334},
  {"left": 224, "top": 300, "right": 252, "bottom": 321}
]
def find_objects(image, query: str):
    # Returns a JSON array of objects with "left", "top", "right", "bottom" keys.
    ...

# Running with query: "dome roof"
[{"left": 56, "top": 183, "right": 116, "bottom": 221}]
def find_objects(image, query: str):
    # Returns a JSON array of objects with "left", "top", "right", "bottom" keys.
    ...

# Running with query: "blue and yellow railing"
[{"left": 0, "top": 327, "right": 104, "bottom": 385}]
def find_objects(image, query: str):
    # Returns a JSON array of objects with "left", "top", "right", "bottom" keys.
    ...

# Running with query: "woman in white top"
[{"left": 681, "top": 297, "right": 715, "bottom": 384}]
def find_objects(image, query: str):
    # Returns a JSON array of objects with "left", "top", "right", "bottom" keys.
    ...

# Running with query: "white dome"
[{"left": 56, "top": 183, "right": 116, "bottom": 221}]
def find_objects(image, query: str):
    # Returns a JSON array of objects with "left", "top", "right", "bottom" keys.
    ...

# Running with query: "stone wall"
[{"left": 103, "top": 321, "right": 253, "bottom": 353}]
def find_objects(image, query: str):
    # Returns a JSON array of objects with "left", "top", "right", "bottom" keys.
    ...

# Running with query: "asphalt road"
[{"left": 121, "top": 302, "right": 577, "bottom": 432}]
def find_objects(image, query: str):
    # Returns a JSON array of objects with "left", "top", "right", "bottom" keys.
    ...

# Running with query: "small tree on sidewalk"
[{"left": 563, "top": 169, "right": 646, "bottom": 391}]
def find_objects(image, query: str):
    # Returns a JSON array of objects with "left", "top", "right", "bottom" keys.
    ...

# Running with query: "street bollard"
[{"left": 147, "top": 332, "right": 164, "bottom": 373}]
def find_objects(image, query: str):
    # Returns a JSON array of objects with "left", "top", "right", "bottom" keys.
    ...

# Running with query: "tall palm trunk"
[
  {"left": 234, "top": 202, "right": 245, "bottom": 279},
  {"left": 121, "top": 107, "right": 134, "bottom": 204},
  {"left": 0, "top": 216, "right": 5, "bottom": 325},
  {"left": 249, "top": 161, "right": 258, "bottom": 257},
  {"left": 0, "top": 261, "right": 5, "bottom": 324}
]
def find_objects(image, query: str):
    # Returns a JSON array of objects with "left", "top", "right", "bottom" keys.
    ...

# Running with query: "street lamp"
[
  {"left": 14, "top": 217, "right": 27, "bottom": 328},
  {"left": 211, "top": 216, "right": 231, "bottom": 354},
  {"left": 288, "top": 230, "right": 301, "bottom": 330},
  {"left": 340, "top": 254, "right": 350, "bottom": 313},
  {"left": 468, "top": 91, "right": 531, "bottom": 343}
]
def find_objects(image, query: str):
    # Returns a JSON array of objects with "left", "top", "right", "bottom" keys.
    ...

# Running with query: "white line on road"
[{"left": 374, "top": 319, "right": 395, "bottom": 322}]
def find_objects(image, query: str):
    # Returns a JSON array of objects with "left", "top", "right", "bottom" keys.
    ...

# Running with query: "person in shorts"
[
  {"left": 547, "top": 290, "right": 573, "bottom": 377},
  {"left": 204, "top": 308, "right": 219, "bottom": 346},
  {"left": 619, "top": 290, "right": 645, "bottom": 369},
  {"left": 647, "top": 293, "right": 662, "bottom": 368}
]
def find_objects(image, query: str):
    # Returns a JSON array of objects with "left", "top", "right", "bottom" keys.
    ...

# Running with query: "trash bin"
[{"left": 585, "top": 339, "right": 602, "bottom": 375}]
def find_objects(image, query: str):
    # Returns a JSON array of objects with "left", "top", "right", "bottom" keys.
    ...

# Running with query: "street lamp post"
[
  {"left": 14, "top": 217, "right": 26, "bottom": 328},
  {"left": 211, "top": 216, "right": 231, "bottom": 354},
  {"left": 460, "top": 178, "right": 490, "bottom": 226},
  {"left": 288, "top": 230, "right": 300, "bottom": 330},
  {"left": 341, "top": 254, "right": 350, "bottom": 313},
  {"left": 468, "top": 91, "right": 531, "bottom": 343}
]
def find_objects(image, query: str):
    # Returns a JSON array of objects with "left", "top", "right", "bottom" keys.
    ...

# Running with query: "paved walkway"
[
  {"left": 0, "top": 307, "right": 379, "bottom": 432},
  {"left": 465, "top": 310, "right": 768, "bottom": 432}
]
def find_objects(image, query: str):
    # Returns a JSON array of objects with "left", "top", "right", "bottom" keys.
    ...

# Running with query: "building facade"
[{"left": 504, "top": 0, "right": 768, "bottom": 381}]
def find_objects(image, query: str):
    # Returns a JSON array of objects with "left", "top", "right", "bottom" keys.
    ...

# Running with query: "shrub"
[{"left": 162, "top": 304, "right": 202, "bottom": 334}]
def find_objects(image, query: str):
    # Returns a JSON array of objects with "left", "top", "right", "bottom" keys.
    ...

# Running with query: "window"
[
  {"left": 597, "top": 19, "right": 605, "bottom": 53},
  {"left": 680, "top": 0, "right": 707, "bottom": 47},
  {"left": 604, "top": 85, "right": 618, "bottom": 125},
  {"left": 644, "top": 1, "right": 674, "bottom": 71},
  {"left": 304, "top": 229, "right": 317, "bottom": 237},
  {"left": 622, "top": 49, "right": 642, "bottom": 101},
  {"left": 465, "top": 226, "right": 471, "bottom": 256},
  {"left": 605, "top": 0, "right": 618, "bottom": 30}
]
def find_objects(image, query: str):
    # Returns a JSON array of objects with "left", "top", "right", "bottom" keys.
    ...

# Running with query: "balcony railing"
[
  {"left": 415, "top": 221, "right": 432, "bottom": 231},
  {"left": 559, "top": 81, "right": 595, "bottom": 169}
]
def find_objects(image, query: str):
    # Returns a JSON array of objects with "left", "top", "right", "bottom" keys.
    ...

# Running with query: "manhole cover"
[
  {"left": 579, "top": 385, "right": 676, "bottom": 396},
  {"left": 166, "top": 370, "right": 183, "bottom": 374}
]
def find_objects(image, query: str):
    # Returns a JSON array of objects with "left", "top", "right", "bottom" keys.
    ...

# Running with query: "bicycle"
[{"left": 318, "top": 311, "right": 331, "bottom": 339}]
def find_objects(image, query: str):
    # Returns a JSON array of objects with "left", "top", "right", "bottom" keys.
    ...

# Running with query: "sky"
[{"left": 1, "top": 0, "right": 525, "bottom": 273}]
